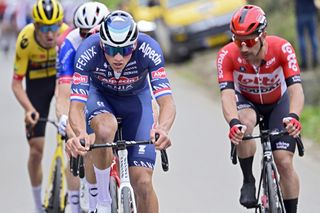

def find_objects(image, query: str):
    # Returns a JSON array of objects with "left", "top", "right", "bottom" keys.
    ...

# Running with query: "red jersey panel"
[{"left": 216, "top": 35, "right": 301, "bottom": 104}]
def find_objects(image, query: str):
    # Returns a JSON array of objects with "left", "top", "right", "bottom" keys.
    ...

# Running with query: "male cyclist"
[
  {"left": 56, "top": 2, "right": 110, "bottom": 212},
  {"left": 11, "top": 0, "right": 68, "bottom": 212},
  {"left": 66, "top": 10, "right": 176, "bottom": 213},
  {"left": 216, "top": 5, "right": 304, "bottom": 213}
]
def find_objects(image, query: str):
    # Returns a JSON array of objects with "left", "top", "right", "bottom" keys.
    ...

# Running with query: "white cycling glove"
[{"left": 58, "top": 114, "right": 68, "bottom": 136}]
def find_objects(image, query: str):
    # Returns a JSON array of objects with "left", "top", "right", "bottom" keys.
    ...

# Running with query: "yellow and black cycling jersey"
[{"left": 13, "top": 23, "right": 69, "bottom": 81}]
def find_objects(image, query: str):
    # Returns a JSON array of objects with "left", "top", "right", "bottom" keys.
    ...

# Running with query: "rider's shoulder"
[
  {"left": 266, "top": 35, "right": 292, "bottom": 48},
  {"left": 136, "top": 33, "right": 164, "bottom": 66}
]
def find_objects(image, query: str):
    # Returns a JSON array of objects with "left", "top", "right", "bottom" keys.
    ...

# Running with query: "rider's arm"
[
  {"left": 287, "top": 83, "right": 304, "bottom": 117},
  {"left": 156, "top": 95, "right": 176, "bottom": 134},
  {"left": 11, "top": 78, "right": 35, "bottom": 112},
  {"left": 68, "top": 100, "right": 87, "bottom": 136},
  {"left": 220, "top": 88, "right": 239, "bottom": 124}
]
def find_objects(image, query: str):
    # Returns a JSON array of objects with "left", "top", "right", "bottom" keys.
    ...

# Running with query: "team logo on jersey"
[
  {"left": 281, "top": 43, "right": 298, "bottom": 72},
  {"left": 139, "top": 42, "right": 162, "bottom": 66},
  {"left": 75, "top": 46, "right": 97, "bottom": 71},
  {"left": 217, "top": 49, "right": 228, "bottom": 79},
  {"left": 73, "top": 72, "right": 88, "bottom": 84},
  {"left": 20, "top": 35, "right": 29, "bottom": 49},
  {"left": 151, "top": 67, "right": 166, "bottom": 79}
]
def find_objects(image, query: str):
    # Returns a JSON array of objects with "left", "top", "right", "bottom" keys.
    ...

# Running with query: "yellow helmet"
[{"left": 32, "top": 0, "right": 64, "bottom": 25}]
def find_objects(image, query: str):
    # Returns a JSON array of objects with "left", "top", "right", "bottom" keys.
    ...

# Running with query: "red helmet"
[{"left": 230, "top": 5, "right": 267, "bottom": 36}]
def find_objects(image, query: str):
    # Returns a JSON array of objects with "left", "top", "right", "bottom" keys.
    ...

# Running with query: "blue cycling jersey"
[
  {"left": 58, "top": 28, "right": 83, "bottom": 83},
  {"left": 70, "top": 33, "right": 172, "bottom": 101}
]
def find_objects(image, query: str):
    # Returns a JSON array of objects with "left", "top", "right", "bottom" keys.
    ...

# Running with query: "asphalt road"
[{"left": 1, "top": 50, "right": 320, "bottom": 212}]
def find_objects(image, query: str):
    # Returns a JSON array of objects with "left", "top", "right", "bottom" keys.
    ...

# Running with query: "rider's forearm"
[
  {"left": 69, "top": 101, "right": 87, "bottom": 136},
  {"left": 56, "top": 83, "right": 71, "bottom": 119},
  {"left": 221, "top": 89, "right": 239, "bottom": 124},
  {"left": 11, "top": 79, "right": 35, "bottom": 112},
  {"left": 156, "top": 95, "right": 176, "bottom": 133},
  {"left": 288, "top": 83, "right": 304, "bottom": 117}
]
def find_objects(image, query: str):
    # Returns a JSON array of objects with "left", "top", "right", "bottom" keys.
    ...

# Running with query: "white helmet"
[
  {"left": 100, "top": 10, "right": 139, "bottom": 47},
  {"left": 74, "top": 2, "right": 110, "bottom": 29}
]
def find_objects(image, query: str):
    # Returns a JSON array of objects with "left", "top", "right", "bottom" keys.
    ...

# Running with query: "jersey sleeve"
[
  {"left": 279, "top": 41, "right": 302, "bottom": 86},
  {"left": 144, "top": 39, "right": 172, "bottom": 99},
  {"left": 70, "top": 43, "right": 95, "bottom": 103},
  {"left": 13, "top": 31, "right": 30, "bottom": 80},
  {"left": 216, "top": 46, "right": 235, "bottom": 91},
  {"left": 58, "top": 39, "right": 76, "bottom": 84}
]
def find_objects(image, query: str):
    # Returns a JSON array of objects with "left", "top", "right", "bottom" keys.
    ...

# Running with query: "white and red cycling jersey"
[{"left": 217, "top": 35, "right": 301, "bottom": 105}]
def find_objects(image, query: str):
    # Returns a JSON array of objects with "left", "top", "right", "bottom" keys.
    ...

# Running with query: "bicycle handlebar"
[
  {"left": 70, "top": 134, "right": 170, "bottom": 178},
  {"left": 26, "top": 113, "right": 59, "bottom": 140},
  {"left": 230, "top": 130, "right": 304, "bottom": 165}
]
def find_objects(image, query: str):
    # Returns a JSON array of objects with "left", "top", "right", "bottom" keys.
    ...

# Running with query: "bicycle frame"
[{"left": 230, "top": 117, "right": 304, "bottom": 213}]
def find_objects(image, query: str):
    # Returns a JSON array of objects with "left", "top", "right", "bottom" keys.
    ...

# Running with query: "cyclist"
[
  {"left": 66, "top": 10, "right": 176, "bottom": 213},
  {"left": 216, "top": 5, "right": 304, "bottom": 213},
  {"left": 56, "top": 2, "right": 110, "bottom": 212},
  {"left": 11, "top": 0, "right": 68, "bottom": 212}
]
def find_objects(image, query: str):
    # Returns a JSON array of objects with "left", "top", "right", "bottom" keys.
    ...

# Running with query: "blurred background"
[{"left": 0, "top": 0, "right": 319, "bottom": 173}]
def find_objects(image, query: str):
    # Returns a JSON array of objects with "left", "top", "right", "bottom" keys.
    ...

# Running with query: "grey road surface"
[{"left": 1, "top": 52, "right": 320, "bottom": 212}]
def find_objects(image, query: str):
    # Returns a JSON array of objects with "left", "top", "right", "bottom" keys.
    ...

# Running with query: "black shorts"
[
  {"left": 26, "top": 76, "right": 55, "bottom": 139},
  {"left": 235, "top": 91, "right": 296, "bottom": 153}
]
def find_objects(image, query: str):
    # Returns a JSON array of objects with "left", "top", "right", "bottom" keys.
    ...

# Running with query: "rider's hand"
[
  {"left": 65, "top": 134, "right": 90, "bottom": 157},
  {"left": 58, "top": 114, "right": 68, "bottom": 136},
  {"left": 229, "top": 118, "right": 247, "bottom": 145},
  {"left": 150, "top": 128, "right": 171, "bottom": 150},
  {"left": 283, "top": 113, "right": 301, "bottom": 138},
  {"left": 25, "top": 110, "right": 39, "bottom": 127}
]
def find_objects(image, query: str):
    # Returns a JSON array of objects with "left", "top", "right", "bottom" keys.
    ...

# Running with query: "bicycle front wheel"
[
  {"left": 110, "top": 176, "right": 118, "bottom": 213},
  {"left": 46, "top": 157, "right": 64, "bottom": 213},
  {"left": 121, "top": 186, "right": 136, "bottom": 213},
  {"left": 265, "top": 163, "right": 284, "bottom": 213}
]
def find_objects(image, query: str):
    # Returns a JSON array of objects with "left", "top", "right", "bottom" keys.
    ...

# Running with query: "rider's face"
[
  {"left": 102, "top": 43, "right": 136, "bottom": 72},
  {"left": 233, "top": 32, "right": 266, "bottom": 61},
  {"left": 35, "top": 23, "right": 61, "bottom": 48}
]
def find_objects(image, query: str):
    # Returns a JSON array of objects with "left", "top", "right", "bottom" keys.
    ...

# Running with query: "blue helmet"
[{"left": 100, "top": 10, "right": 139, "bottom": 47}]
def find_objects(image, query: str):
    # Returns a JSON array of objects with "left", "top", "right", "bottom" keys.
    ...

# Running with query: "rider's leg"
[
  {"left": 90, "top": 113, "right": 115, "bottom": 208},
  {"left": 28, "top": 137, "right": 45, "bottom": 212},
  {"left": 273, "top": 151, "right": 299, "bottom": 213},
  {"left": 84, "top": 134, "right": 98, "bottom": 212},
  {"left": 130, "top": 167, "right": 158, "bottom": 213},
  {"left": 65, "top": 163, "right": 80, "bottom": 213},
  {"left": 237, "top": 108, "right": 257, "bottom": 207}
]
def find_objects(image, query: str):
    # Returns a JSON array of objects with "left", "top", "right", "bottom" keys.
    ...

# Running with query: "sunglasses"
[
  {"left": 103, "top": 44, "right": 135, "bottom": 57},
  {"left": 39, "top": 24, "right": 60, "bottom": 33},
  {"left": 232, "top": 33, "right": 262, "bottom": 48}
]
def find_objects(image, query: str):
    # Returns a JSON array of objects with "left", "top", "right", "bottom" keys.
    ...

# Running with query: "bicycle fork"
[{"left": 117, "top": 149, "right": 137, "bottom": 213}]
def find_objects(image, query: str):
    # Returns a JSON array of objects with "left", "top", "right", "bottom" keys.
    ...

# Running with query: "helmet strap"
[{"left": 255, "top": 37, "right": 263, "bottom": 57}]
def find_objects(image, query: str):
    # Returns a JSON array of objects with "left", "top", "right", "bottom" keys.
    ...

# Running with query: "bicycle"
[
  {"left": 71, "top": 118, "right": 169, "bottom": 213},
  {"left": 230, "top": 116, "right": 304, "bottom": 213},
  {"left": 27, "top": 117, "right": 67, "bottom": 213}
]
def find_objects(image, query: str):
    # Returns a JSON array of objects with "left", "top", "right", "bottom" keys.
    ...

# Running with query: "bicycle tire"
[
  {"left": 46, "top": 157, "right": 63, "bottom": 213},
  {"left": 265, "top": 163, "right": 279, "bottom": 213},
  {"left": 121, "top": 186, "right": 135, "bottom": 213},
  {"left": 110, "top": 176, "right": 118, "bottom": 213}
]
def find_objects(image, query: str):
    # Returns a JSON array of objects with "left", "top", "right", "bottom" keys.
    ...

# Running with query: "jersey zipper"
[{"left": 253, "top": 65, "right": 264, "bottom": 104}]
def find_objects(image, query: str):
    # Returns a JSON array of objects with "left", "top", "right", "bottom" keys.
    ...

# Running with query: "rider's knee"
[
  {"left": 238, "top": 111, "right": 256, "bottom": 133},
  {"left": 29, "top": 146, "right": 43, "bottom": 162},
  {"left": 132, "top": 173, "right": 153, "bottom": 197},
  {"left": 275, "top": 156, "right": 294, "bottom": 177}
]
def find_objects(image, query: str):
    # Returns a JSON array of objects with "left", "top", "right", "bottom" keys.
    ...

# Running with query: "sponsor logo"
[
  {"left": 281, "top": 43, "right": 298, "bottom": 72},
  {"left": 266, "top": 57, "right": 276, "bottom": 67},
  {"left": 133, "top": 161, "right": 154, "bottom": 169},
  {"left": 217, "top": 49, "right": 228, "bottom": 79},
  {"left": 291, "top": 75, "right": 301, "bottom": 83},
  {"left": 240, "top": 66, "right": 246, "bottom": 72},
  {"left": 97, "top": 76, "right": 139, "bottom": 85},
  {"left": 151, "top": 67, "right": 166, "bottom": 79},
  {"left": 73, "top": 72, "right": 88, "bottom": 84},
  {"left": 219, "top": 82, "right": 228, "bottom": 90},
  {"left": 138, "top": 145, "right": 146, "bottom": 155},
  {"left": 238, "top": 73, "right": 280, "bottom": 86},
  {"left": 139, "top": 42, "right": 162, "bottom": 66},
  {"left": 20, "top": 36, "right": 29, "bottom": 49},
  {"left": 276, "top": 141, "right": 290, "bottom": 150},
  {"left": 75, "top": 46, "right": 97, "bottom": 71}
]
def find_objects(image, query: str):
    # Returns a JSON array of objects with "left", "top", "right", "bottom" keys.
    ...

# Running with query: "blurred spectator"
[
  {"left": 60, "top": 0, "right": 88, "bottom": 26},
  {"left": 295, "top": 0, "right": 319, "bottom": 69},
  {"left": 0, "top": 0, "right": 6, "bottom": 21}
]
